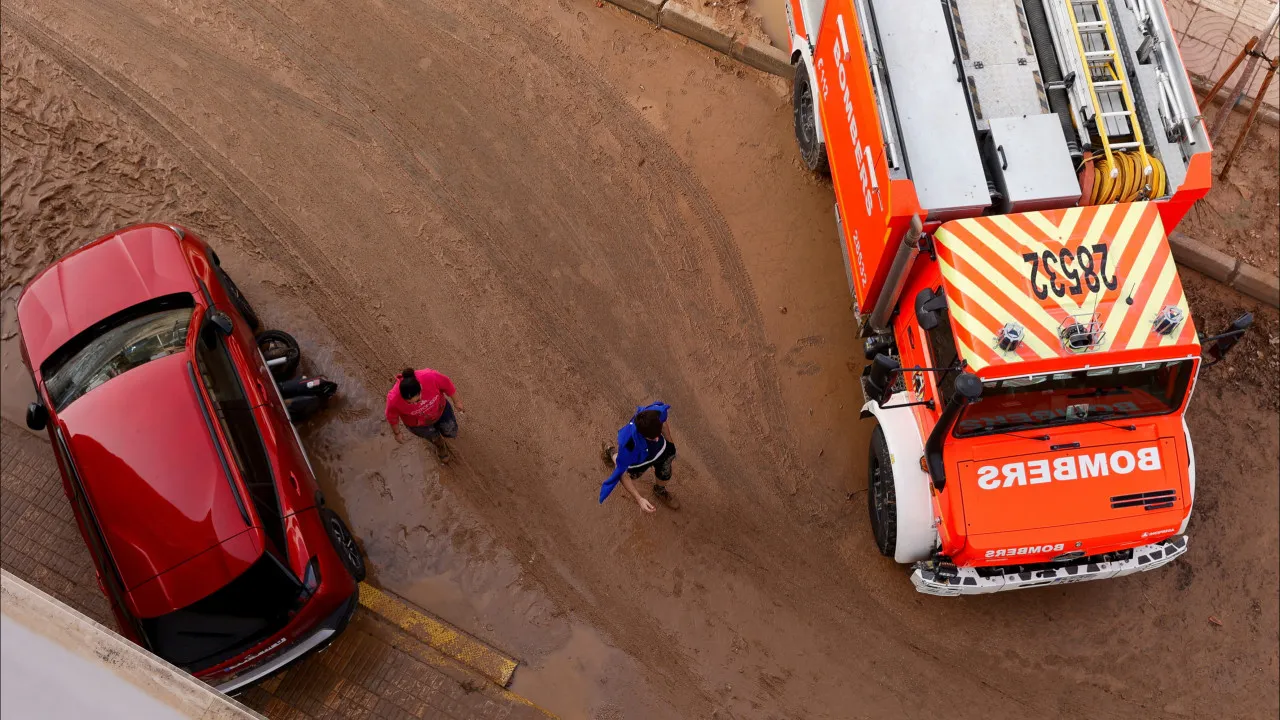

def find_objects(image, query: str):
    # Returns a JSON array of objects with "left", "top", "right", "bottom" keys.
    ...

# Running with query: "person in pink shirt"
[{"left": 386, "top": 367, "right": 462, "bottom": 462}]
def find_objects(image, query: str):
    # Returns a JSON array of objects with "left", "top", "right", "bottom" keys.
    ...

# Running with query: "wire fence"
[{"left": 1167, "top": 0, "right": 1280, "bottom": 109}]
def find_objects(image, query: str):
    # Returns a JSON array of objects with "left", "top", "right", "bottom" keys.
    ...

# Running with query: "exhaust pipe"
[{"left": 869, "top": 215, "right": 923, "bottom": 334}]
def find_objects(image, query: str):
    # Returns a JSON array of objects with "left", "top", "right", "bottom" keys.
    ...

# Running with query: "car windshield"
[
  {"left": 44, "top": 305, "right": 193, "bottom": 411},
  {"left": 955, "top": 360, "right": 1194, "bottom": 437},
  {"left": 140, "top": 553, "right": 302, "bottom": 672}
]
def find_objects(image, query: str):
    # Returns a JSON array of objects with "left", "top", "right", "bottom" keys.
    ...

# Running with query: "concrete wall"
[{"left": 0, "top": 569, "right": 262, "bottom": 719}]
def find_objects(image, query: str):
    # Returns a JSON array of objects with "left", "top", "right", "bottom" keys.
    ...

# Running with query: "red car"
[{"left": 17, "top": 223, "right": 364, "bottom": 693}]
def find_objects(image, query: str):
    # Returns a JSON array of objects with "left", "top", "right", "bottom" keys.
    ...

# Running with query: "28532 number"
[{"left": 1022, "top": 244, "right": 1119, "bottom": 300}]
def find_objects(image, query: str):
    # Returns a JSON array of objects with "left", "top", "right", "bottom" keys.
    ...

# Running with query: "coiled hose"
[{"left": 1088, "top": 152, "right": 1167, "bottom": 205}]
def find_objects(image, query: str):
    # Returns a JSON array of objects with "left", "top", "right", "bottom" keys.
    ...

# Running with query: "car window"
[
  {"left": 925, "top": 318, "right": 960, "bottom": 402},
  {"left": 140, "top": 552, "right": 302, "bottom": 672},
  {"left": 194, "top": 322, "right": 288, "bottom": 555},
  {"left": 955, "top": 360, "right": 1194, "bottom": 436},
  {"left": 43, "top": 304, "right": 193, "bottom": 411}
]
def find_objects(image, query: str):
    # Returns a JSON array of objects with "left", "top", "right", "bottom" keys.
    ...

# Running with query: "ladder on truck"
[{"left": 1057, "top": 0, "right": 1154, "bottom": 194}]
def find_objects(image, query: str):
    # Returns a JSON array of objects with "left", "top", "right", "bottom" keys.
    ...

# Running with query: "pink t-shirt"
[{"left": 385, "top": 368, "right": 456, "bottom": 427}]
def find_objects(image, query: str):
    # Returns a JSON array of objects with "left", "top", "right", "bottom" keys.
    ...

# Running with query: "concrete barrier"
[
  {"left": 660, "top": 2, "right": 735, "bottom": 54},
  {"left": 610, "top": 0, "right": 664, "bottom": 23},
  {"left": 1231, "top": 262, "right": 1280, "bottom": 308},
  {"left": 733, "top": 35, "right": 794, "bottom": 79}
]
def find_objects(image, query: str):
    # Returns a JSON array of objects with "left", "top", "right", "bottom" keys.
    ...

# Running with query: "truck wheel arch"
[
  {"left": 862, "top": 394, "right": 938, "bottom": 563},
  {"left": 1178, "top": 417, "right": 1195, "bottom": 535},
  {"left": 790, "top": 44, "right": 827, "bottom": 149}
]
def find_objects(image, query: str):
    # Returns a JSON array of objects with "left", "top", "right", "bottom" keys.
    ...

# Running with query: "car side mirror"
[
  {"left": 1201, "top": 312, "right": 1253, "bottom": 368},
  {"left": 867, "top": 354, "right": 901, "bottom": 405},
  {"left": 206, "top": 307, "right": 234, "bottom": 335},
  {"left": 915, "top": 287, "right": 947, "bottom": 331},
  {"left": 26, "top": 401, "right": 48, "bottom": 431}
]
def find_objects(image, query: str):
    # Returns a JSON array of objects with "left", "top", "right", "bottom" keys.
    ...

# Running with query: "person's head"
[
  {"left": 398, "top": 368, "right": 421, "bottom": 401},
  {"left": 634, "top": 409, "right": 662, "bottom": 440}
]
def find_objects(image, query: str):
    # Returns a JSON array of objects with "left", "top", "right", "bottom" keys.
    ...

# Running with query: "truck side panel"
[{"left": 811, "top": 0, "right": 919, "bottom": 316}]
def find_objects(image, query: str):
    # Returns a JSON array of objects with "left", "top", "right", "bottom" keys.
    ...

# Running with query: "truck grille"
[{"left": 1110, "top": 489, "right": 1177, "bottom": 511}]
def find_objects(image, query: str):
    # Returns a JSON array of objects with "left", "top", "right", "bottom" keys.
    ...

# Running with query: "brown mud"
[
  {"left": 1, "top": 1, "right": 1276, "bottom": 718},
  {"left": 1180, "top": 98, "right": 1280, "bottom": 277}
]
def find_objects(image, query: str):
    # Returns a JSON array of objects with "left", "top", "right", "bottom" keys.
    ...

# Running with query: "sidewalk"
[{"left": 0, "top": 421, "right": 553, "bottom": 720}]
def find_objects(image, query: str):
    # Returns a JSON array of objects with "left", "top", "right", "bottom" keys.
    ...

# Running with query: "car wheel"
[
  {"left": 793, "top": 59, "right": 830, "bottom": 175},
  {"left": 867, "top": 425, "right": 897, "bottom": 558},
  {"left": 256, "top": 330, "right": 300, "bottom": 382},
  {"left": 210, "top": 254, "right": 261, "bottom": 332},
  {"left": 321, "top": 507, "right": 366, "bottom": 582}
]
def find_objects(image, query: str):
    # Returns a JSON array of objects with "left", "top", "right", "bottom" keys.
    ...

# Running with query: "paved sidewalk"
[{"left": 0, "top": 421, "right": 552, "bottom": 720}]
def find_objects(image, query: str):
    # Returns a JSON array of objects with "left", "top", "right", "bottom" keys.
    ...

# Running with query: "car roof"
[
  {"left": 18, "top": 224, "right": 197, "bottom": 371},
  {"left": 58, "top": 351, "right": 253, "bottom": 597}
]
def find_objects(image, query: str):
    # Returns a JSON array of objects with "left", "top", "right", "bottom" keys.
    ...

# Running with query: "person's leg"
[
  {"left": 651, "top": 442, "right": 679, "bottom": 509},
  {"left": 406, "top": 424, "right": 438, "bottom": 440},
  {"left": 429, "top": 402, "right": 457, "bottom": 462},
  {"left": 434, "top": 401, "right": 459, "bottom": 439},
  {"left": 406, "top": 422, "right": 451, "bottom": 463}
]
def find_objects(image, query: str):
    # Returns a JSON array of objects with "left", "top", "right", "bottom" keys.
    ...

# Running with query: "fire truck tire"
[
  {"left": 792, "top": 59, "right": 830, "bottom": 175},
  {"left": 867, "top": 425, "right": 897, "bottom": 558}
]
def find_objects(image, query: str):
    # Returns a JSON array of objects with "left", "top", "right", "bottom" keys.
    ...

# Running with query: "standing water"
[{"left": 748, "top": 0, "right": 789, "bottom": 49}]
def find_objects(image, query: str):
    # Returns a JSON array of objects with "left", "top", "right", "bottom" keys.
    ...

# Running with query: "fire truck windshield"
[{"left": 955, "top": 360, "right": 1195, "bottom": 437}]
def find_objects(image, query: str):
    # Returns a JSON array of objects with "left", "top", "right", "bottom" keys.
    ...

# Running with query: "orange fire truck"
[{"left": 784, "top": 0, "right": 1253, "bottom": 594}]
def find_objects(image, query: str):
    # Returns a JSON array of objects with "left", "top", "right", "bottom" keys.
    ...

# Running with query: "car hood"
[
  {"left": 954, "top": 433, "right": 1187, "bottom": 559},
  {"left": 59, "top": 353, "right": 252, "bottom": 594},
  {"left": 18, "top": 224, "right": 195, "bottom": 370}
]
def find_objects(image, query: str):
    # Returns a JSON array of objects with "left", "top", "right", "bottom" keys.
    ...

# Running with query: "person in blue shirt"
[{"left": 599, "top": 401, "right": 679, "bottom": 512}]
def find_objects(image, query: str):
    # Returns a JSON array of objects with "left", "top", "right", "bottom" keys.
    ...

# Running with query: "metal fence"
[{"left": 1167, "top": 0, "right": 1280, "bottom": 109}]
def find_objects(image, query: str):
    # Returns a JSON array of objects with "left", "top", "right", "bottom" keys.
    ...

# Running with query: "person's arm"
[
  {"left": 386, "top": 397, "right": 406, "bottom": 443},
  {"left": 620, "top": 474, "right": 656, "bottom": 513},
  {"left": 437, "top": 371, "right": 462, "bottom": 412}
]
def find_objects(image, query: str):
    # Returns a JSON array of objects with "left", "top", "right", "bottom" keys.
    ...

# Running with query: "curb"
[
  {"left": 357, "top": 582, "right": 519, "bottom": 688},
  {"left": 608, "top": 0, "right": 794, "bottom": 78},
  {"left": 1168, "top": 233, "right": 1280, "bottom": 308},
  {"left": 602, "top": 0, "right": 1280, "bottom": 309}
]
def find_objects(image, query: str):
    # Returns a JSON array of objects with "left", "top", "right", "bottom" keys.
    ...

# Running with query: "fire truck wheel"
[
  {"left": 867, "top": 425, "right": 897, "bottom": 558},
  {"left": 792, "top": 60, "right": 830, "bottom": 175}
]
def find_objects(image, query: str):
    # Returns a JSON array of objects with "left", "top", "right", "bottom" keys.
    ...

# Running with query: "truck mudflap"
[{"left": 910, "top": 536, "right": 1188, "bottom": 596}]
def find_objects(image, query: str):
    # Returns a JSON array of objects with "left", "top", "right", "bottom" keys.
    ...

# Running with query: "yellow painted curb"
[{"left": 357, "top": 582, "right": 519, "bottom": 687}]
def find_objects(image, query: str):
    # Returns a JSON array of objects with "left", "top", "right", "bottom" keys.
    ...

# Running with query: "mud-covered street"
[{"left": 1, "top": 1, "right": 1277, "bottom": 718}]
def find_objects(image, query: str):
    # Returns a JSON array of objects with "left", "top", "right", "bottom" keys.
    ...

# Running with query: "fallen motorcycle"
[{"left": 257, "top": 329, "right": 340, "bottom": 423}]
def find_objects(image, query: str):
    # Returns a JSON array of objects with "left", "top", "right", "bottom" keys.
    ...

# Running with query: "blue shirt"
[{"left": 599, "top": 401, "right": 670, "bottom": 503}]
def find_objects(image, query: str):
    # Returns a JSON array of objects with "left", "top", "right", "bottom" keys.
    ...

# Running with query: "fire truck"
[{"left": 784, "top": 0, "right": 1253, "bottom": 595}]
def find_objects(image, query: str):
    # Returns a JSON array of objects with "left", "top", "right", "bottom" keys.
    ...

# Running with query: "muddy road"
[{"left": 2, "top": 1, "right": 1276, "bottom": 718}]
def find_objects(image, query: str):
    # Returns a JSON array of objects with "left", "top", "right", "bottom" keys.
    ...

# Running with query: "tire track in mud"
[{"left": 0, "top": 3, "right": 405, "bottom": 387}]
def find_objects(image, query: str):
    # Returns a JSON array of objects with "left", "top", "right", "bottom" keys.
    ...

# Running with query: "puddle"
[
  {"left": 748, "top": 0, "right": 789, "bottom": 49},
  {"left": 511, "top": 624, "right": 623, "bottom": 720}
]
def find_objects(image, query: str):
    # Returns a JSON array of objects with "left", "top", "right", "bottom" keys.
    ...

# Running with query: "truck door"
[{"left": 797, "top": 0, "right": 827, "bottom": 39}]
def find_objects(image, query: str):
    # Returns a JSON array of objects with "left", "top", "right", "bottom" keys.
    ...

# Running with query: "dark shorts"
[
  {"left": 406, "top": 401, "right": 458, "bottom": 440},
  {"left": 627, "top": 441, "right": 676, "bottom": 482}
]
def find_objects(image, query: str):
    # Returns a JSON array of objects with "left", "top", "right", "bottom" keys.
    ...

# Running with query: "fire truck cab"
[{"left": 784, "top": 0, "right": 1252, "bottom": 594}]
